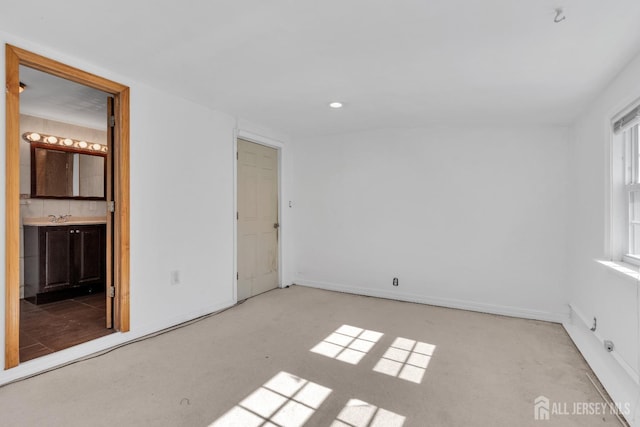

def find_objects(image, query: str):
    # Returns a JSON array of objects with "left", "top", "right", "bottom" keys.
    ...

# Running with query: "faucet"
[{"left": 48, "top": 214, "right": 71, "bottom": 223}]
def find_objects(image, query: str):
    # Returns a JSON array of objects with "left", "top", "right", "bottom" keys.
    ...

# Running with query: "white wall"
[
  {"left": 293, "top": 126, "right": 570, "bottom": 321},
  {"left": 128, "top": 83, "right": 237, "bottom": 330},
  {"left": 565, "top": 50, "right": 640, "bottom": 425},
  {"left": 0, "top": 34, "right": 293, "bottom": 383}
]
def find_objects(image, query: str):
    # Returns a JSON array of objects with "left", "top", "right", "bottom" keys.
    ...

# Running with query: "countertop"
[{"left": 23, "top": 216, "right": 107, "bottom": 226}]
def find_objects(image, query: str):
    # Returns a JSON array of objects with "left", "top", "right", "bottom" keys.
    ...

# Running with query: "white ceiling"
[
  {"left": 3, "top": 0, "right": 640, "bottom": 137},
  {"left": 20, "top": 66, "right": 109, "bottom": 130}
]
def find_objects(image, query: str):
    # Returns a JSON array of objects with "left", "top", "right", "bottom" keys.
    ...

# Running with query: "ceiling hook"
[{"left": 554, "top": 8, "right": 566, "bottom": 23}]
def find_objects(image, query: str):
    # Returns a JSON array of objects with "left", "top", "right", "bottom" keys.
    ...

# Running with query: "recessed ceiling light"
[{"left": 329, "top": 102, "right": 343, "bottom": 109}]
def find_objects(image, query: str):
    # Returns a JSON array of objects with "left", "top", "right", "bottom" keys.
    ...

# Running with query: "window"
[
  {"left": 625, "top": 125, "right": 640, "bottom": 260},
  {"left": 613, "top": 106, "right": 640, "bottom": 265}
]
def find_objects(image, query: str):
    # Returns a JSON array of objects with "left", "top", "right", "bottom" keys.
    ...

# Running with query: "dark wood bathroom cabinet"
[{"left": 24, "top": 224, "right": 106, "bottom": 304}]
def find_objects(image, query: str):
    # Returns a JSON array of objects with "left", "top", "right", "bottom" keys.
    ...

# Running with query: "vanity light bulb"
[{"left": 22, "top": 131, "right": 104, "bottom": 155}]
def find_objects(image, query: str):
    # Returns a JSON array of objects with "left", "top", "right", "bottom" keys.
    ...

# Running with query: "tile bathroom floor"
[{"left": 19, "top": 293, "right": 114, "bottom": 362}]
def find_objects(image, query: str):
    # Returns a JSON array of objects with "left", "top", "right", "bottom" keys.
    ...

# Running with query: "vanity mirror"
[{"left": 24, "top": 132, "right": 107, "bottom": 199}]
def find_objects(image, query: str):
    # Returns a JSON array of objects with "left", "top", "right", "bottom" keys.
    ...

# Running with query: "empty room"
[{"left": 1, "top": 1, "right": 640, "bottom": 426}]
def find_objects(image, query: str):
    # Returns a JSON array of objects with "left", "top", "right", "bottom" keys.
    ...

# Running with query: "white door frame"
[{"left": 233, "top": 129, "right": 285, "bottom": 303}]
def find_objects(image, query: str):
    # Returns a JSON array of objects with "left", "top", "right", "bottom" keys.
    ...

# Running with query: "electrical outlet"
[
  {"left": 393, "top": 277, "right": 399, "bottom": 286},
  {"left": 170, "top": 270, "right": 180, "bottom": 286}
]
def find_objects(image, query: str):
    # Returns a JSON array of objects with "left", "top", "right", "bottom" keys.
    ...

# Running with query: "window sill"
[{"left": 597, "top": 259, "right": 640, "bottom": 282}]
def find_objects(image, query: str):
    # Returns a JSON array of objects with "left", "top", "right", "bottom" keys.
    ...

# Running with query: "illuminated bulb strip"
[{"left": 22, "top": 132, "right": 108, "bottom": 154}]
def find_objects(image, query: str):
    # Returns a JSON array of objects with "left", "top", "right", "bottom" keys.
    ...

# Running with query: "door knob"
[{"left": 274, "top": 223, "right": 279, "bottom": 229}]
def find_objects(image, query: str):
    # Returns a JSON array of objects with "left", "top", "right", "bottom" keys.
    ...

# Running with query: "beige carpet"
[{"left": 0, "top": 285, "right": 624, "bottom": 426}]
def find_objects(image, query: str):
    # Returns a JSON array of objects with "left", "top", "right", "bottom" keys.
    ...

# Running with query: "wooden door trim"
[
  {"left": 5, "top": 44, "right": 20, "bottom": 369},
  {"left": 105, "top": 97, "right": 114, "bottom": 329},
  {"left": 4, "top": 44, "right": 130, "bottom": 369}
]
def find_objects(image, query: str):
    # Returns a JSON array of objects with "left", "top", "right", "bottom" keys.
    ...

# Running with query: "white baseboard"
[
  {"left": 569, "top": 304, "right": 639, "bottom": 384},
  {"left": 295, "top": 280, "right": 569, "bottom": 323},
  {"left": 564, "top": 304, "right": 640, "bottom": 426},
  {"left": 0, "top": 299, "right": 235, "bottom": 386}
]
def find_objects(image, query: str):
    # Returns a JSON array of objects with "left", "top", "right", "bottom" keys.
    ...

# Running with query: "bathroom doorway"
[
  {"left": 19, "top": 66, "right": 112, "bottom": 361},
  {"left": 5, "top": 45, "right": 130, "bottom": 369}
]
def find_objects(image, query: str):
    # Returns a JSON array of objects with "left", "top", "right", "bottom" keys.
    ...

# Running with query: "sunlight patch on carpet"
[
  {"left": 310, "top": 324, "right": 383, "bottom": 365},
  {"left": 373, "top": 337, "right": 436, "bottom": 384},
  {"left": 331, "top": 398, "right": 405, "bottom": 427},
  {"left": 210, "top": 371, "right": 332, "bottom": 427}
]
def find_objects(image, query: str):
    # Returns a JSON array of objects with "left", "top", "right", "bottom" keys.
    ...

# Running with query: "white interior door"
[{"left": 237, "top": 139, "right": 279, "bottom": 300}]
